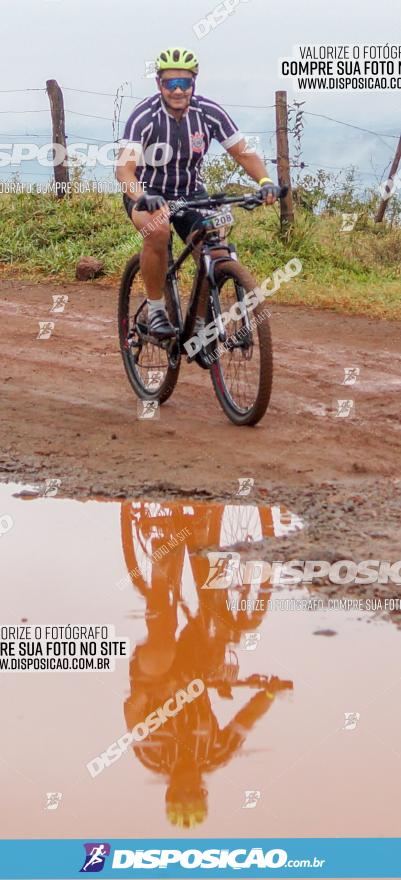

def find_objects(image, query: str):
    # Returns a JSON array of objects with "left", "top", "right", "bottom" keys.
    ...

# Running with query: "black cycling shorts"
[{"left": 122, "top": 188, "right": 207, "bottom": 243}]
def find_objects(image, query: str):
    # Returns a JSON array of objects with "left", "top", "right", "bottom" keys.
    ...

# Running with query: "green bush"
[{"left": 1, "top": 159, "right": 401, "bottom": 319}]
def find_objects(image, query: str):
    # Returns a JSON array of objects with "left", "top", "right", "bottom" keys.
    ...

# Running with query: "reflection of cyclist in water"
[{"left": 121, "top": 501, "right": 293, "bottom": 829}]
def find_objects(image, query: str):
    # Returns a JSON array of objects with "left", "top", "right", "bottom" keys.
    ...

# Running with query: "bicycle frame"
[{"left": 165, "top": 224, "right": 238, "bottom": 356}]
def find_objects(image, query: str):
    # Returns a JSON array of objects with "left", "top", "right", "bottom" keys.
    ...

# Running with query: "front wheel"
[{"left": 207, "top": 261, "right": 273, "bottom": 426}]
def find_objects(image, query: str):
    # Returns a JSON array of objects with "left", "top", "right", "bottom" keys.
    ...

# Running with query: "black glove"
[
  {"left": 260, "top": 182, "right": 280, "bottom": 201},
  {"left": 135, "top": 193, "right": 166, "bottom": 213}
]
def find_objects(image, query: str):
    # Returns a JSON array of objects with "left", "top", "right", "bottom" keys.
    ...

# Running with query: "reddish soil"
[{"left": 1, "top": 278, "right": 400, "bottom": 568}]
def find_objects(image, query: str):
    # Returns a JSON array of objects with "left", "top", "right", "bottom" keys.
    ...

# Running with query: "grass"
[{"left": 1, "top": 188, "right": 401, "bottom": 320}]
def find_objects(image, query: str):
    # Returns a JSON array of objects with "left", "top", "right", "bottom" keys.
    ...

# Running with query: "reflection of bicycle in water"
[
  {"left": 121, "top": 500, "right": 294, "bottom": 829},
  {"left": 121, "top": 499, "right": 302, "bottom": 606}
]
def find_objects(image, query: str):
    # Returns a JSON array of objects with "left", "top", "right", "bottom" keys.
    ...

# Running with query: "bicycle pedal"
[{"left": 187, "top": 349, "right": 211, "bottom": 370}]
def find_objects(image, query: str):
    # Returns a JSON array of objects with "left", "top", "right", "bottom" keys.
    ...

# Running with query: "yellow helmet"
[
  {"left": 167, "top": 800, "right": 207, "bottom": 829},
  {"left": 156, "top": 47, "right": 199, "bottom": 75}
]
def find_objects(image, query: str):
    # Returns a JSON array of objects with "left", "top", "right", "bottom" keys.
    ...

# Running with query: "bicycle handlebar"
[
  {"left": 205, "top": 675, "right": 293, "bottom": 689},
  {"left": 134, "top": 186, "right": 289, "bottom": 214},
  {"left": 171, "top": 185, "right": 288, "bottom": 213}
]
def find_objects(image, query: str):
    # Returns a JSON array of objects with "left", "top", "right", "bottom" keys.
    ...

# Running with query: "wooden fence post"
[
  {"left": 275, "top": 90, "right": 294, "bottom": 231},
  {"left": 375, "top": 135, "right": 401, "bottom": 222},
  {"left": 46, "top": 79, "right": 69, "bottom": 198}
]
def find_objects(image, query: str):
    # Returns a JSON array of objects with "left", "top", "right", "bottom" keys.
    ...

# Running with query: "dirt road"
[{"left": 1, "top": 278, "right": 400, "bottom": 566}]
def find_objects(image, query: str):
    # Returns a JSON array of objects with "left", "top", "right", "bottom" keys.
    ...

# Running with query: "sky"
[{"left": 1, "top": 0, "right": 400, "bottom": 186}]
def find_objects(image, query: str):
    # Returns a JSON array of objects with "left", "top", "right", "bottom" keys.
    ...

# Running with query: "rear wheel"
[
  {"left": 207, "top": 261, "right": 273, "bottom": 426},
  {"left": 118, "top": 253, "right": 181, "bottom": 404}
]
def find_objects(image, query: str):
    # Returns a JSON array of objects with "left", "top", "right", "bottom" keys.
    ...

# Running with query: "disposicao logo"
[{"left": 78, "top": 846, "right": 326, "bottom": 872}]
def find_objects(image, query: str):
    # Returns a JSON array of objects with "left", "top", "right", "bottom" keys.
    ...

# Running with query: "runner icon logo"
[
  {"left": 80, "top": 843, "right": 111, "bottom": 873},
  {"left": 201, "top": 552, "right": 241, "bottom": 589}
]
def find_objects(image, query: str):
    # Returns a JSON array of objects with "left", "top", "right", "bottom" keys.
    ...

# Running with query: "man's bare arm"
[
  {"left": 115, "top": 145, "right": 144, "bottom": 202},
  {"left": 226, "top": 138, "right": 277, "bottom": 205},
  {"left": 226, "top": 137, "right": 272, "bottom": 184}
]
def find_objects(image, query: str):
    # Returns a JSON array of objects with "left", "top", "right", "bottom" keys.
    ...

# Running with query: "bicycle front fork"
[{"left": 203, "top": 243, "right": 238, "bottom": 343}]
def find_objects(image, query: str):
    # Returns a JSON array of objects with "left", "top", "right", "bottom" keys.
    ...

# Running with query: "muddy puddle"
[{"left": 1, "top": 483, "right": 401, "bottom": 842}]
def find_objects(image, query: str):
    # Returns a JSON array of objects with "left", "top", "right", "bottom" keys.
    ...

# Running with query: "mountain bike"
[{"left": 118, "top": 187, "right": 287, "bottom": 426}]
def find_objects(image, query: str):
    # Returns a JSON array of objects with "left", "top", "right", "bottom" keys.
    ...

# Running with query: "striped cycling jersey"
[{"left": 120, "top": 93, "right": 243, "bottom": 199}]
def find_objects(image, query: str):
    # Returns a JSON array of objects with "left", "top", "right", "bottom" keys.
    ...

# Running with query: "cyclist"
[{"left": 116, "top": 47, "right": 277, "bottom": 339}]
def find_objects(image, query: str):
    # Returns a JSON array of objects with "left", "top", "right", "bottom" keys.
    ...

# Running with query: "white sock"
[{"left": 148, "top": 297, "right": 165, "bottom": 314}]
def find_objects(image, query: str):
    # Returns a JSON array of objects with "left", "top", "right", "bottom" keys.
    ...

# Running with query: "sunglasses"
[{"left": 160, "top": 77, "right": 194, "bottom": 92}]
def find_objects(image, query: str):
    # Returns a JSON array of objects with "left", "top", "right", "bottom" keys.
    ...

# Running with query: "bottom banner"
[{"left": 0, "top": 838, "right": 400, "bottom": 879}]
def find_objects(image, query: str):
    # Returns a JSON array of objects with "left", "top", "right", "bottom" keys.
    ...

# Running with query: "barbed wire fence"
[{"left": 0, "top": 81, "right": 399, "bottom": 223}]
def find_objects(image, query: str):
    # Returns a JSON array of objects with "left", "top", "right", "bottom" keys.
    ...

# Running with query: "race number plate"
[{"left": 207, "top": 209, "right": 234, "bottom": 229}]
